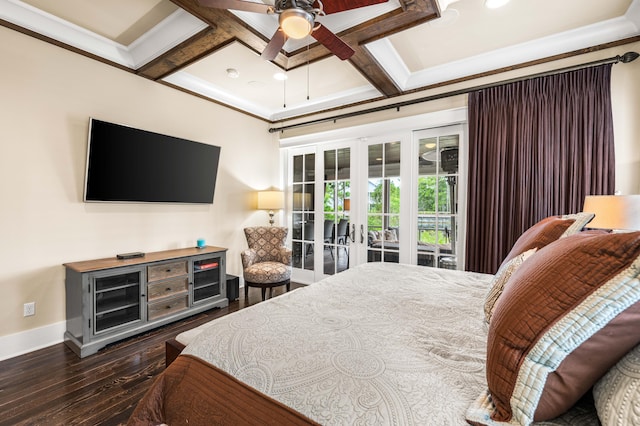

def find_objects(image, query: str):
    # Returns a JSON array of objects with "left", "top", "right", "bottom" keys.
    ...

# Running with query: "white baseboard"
[{"left": 0, "top": 321, "right": 66, "bottom": 362}]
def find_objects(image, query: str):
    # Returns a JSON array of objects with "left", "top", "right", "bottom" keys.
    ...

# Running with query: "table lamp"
[
  {"left": 258, "top": 190, "right": 284, "bottom": 226},
  {"left": 582, "top": 195, "right": 640, "bottom": 231}
]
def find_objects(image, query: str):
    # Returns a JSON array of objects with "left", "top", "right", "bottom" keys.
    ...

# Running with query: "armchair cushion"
[{"left": 244, "top": 261, "right": 291, "bottom": 284}]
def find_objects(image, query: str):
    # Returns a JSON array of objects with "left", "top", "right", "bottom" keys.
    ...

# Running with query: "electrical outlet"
[{"left": 24, "top": 302, "right": 35, "bottom": 317}]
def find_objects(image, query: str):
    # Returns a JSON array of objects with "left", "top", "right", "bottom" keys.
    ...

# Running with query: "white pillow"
[
  {"left": 483, "top": 248, "right": 537, "bottom": 323},
  {"left": 593, "top": 343, "right": 640, "bottom": 425}
]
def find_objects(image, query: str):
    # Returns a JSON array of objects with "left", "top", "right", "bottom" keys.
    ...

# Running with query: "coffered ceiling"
[{"left": 1, "top": 0, "right": 638, "bottom": 122}]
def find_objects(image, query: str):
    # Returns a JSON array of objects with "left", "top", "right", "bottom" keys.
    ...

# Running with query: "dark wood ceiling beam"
[
  {"left": 171, "top": 0, "right": 272, "bottom": 54},
  {"left": 138, "top": 26, "right": 233, "bottom": 80},
  {"left": 349, "top": 44, "right": 400, "bottom": 95}
]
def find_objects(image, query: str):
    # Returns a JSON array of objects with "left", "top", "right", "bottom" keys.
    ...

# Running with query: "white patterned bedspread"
[
  {"left": 182, "top": 262, "right": 599, "bottom": 425},
  {"left": 183, "top": 263, "right": 491, "bottom": 425}
]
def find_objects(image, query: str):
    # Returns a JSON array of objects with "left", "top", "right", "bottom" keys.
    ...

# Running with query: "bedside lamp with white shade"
[
  {"left": 258, "top": 190, "right": 284, "bottom": 226},
  {"left": 583, "top": 195, "right": 640, "bottom": 231}
]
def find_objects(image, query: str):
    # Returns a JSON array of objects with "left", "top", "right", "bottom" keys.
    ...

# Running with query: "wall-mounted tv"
[{"left": 84, "top": 119, "right": 221, "bottom": 204}]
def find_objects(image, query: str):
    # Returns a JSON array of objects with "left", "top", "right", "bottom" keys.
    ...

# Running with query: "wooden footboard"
[
  {"left": 128, "top": 355, "right": 319, "bottom": 425},
  {"left": 165, "top": 338, "right": 185, "bottom": 367}
]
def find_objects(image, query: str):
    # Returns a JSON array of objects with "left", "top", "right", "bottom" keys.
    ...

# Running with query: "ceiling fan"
[{"left": 197, "top": 0, "right": 390, "bottom": 60}]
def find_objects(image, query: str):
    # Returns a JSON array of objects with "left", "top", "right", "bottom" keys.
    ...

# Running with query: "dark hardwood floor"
[{"left": 0, "top": 284, "right": 303, "bottom": 426}]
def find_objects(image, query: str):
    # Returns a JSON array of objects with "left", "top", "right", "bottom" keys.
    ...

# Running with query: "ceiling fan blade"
[
  {"left": 198, "top": 0, "right": 274, "bottom": 14},
  {"left": 314, "top": 0, "right": 389, "bottom": 15},
  {"left": 261, "top": 29, "right": 288, "bottom": 61},
  {"left": 311, "top": 24, "right": 355, "bottom": 60}
]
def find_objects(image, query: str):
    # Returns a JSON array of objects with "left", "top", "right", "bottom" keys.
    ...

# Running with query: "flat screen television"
[{"left": 84, "top": 119, "right": 221, "bottom": 204}]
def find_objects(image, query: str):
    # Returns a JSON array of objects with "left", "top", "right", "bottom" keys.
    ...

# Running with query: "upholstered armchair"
[{"left": 241, "top": 226, "right": 292, "bottom": 301}]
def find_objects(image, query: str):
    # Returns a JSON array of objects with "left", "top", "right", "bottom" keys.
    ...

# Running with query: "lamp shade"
[
  {"left": 258, "top": 190, "right": 284, "bottom": 210},
  {"left": 583, "top": 195, "right": 640, "bottom": 230}
]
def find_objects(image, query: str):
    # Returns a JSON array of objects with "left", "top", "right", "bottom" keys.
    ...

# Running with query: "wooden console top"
[{"left": 63, "top": 246, "right": 227, "bottom": 273}]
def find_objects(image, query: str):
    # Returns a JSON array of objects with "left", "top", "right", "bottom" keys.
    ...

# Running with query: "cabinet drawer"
[
  {"left": 147, "top": 261, "right": 187, "bottom": 282},
  {"left": 148, "top": 294, "right": 188, "bottom": 321},
  {"left": 147, "top": 277, "right": 188, "bottom": 301}
]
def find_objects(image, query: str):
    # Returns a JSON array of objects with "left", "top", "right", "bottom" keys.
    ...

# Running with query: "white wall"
[{"left": 0, "top": 26, "right": 280, "bottom": 359}]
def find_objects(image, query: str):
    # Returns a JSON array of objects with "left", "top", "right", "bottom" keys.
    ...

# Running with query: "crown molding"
[
  {"left": 0, "top": 0, "right": 133, "bottom": 66},
  {"left": 0, "top": 0, "right": 207, "bottom": 69},
  {"left": 367, "top": 2, "right": 640, "bottom": 91}
]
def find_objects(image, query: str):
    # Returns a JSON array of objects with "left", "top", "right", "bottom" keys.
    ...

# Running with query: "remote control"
[{"left": 116, "top": 252, "right": 145, "bottom": 260}]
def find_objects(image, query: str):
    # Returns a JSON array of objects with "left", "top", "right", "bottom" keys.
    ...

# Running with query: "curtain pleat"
[{"left": 465, "top": 64, "right": 615, "bottom": 274}]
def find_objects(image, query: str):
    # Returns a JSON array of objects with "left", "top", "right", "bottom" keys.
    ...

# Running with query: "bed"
[{"left": 128, "top": 215, "right": 640, "bottom": 426}]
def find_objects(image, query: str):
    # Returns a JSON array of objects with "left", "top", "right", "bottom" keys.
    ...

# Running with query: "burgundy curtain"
[{"left": 465, "top": 64, "right": 615, "bottom": 274}]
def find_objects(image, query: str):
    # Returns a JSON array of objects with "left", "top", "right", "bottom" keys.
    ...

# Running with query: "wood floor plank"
[{"left": 0, "top": 284, "right": 301, "bottom": 425}]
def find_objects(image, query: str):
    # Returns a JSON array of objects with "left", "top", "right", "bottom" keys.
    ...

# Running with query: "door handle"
[
  {"left": 360, "top": 224, "right": 365, "bottom": 244},
  {"left": 350, "top": 224, "right": 356, "bottom": 243}
]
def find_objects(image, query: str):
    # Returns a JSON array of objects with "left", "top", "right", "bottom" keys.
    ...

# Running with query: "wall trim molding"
[{"left": 0, "top": 321, "right": 65, "bottom": 362}]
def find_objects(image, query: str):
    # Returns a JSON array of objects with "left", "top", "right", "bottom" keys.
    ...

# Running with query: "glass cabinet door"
[
  {"left": 93, "top": 270, "right": 142, "bottom": 334},
  {"left": 192, "top": 256, "right": 222, "bottom": 302}
]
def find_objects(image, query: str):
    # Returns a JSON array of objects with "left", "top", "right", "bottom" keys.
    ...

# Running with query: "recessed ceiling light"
[
  {"left": 273, "top": 72, "right": 288, "bottom": 81},
  {"left": 226, "top": 68, "right": 239, "bottom": 78},
  {"left": 485, "top": 0, "right": 511, "bottom": 8}
]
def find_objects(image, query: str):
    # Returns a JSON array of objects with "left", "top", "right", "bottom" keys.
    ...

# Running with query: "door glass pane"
[
  {"left": 304, "top": 154, "right": 315, "bottom": 181},
  {"left": 292, "top": 184, "right": 303, "bottom": 210},
  {"left": 337, "top": 148, "right": 350, "bottom": 180},
  {"left": 323, "top": 148, "right": 350, "bottom": 276},
  {"left": 367, "top": 141, "right": 401, "bottom": 264},
  {"left": 304, "top": 183, "right": 314, "bottom": 211},
  {"left": 417, "top": 133, "right": 459, "bottom": 269},
  {"left": 324, "top": 182, "right": 335, "bottom": 215},
  {"left": 324, "top": 150, "right": 336, "bottom": 181},
  {"left": 293, "top": 155, "right": 303, "bottom": 183},
  {"left": 303, "top": 212, "right": 314, "bottom": 271}
]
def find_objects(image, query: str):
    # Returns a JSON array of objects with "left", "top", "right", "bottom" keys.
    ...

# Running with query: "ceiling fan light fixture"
[{"left": 279, "top": 9, "right": 314, "bottom": 39}]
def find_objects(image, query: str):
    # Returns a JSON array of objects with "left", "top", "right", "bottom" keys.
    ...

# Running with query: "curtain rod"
[{"left": 268, "top": 51, "right": 639, "bottom": 134}]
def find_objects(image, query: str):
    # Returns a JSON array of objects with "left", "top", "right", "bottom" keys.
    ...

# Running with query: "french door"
[
  {"left": 287, "top": 123, "right": 465, "bottom": 283},
  {"left": 289, "top": 143, "right": 357, "bottom": 283}
]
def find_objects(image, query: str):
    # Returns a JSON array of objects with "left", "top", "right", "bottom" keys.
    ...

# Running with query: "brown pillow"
[
  {"left": 499, "top": 213, "right": 594, "bottom": 270},
  {"left": 467, "top": 231, "right": 640, "bottom": 425}
]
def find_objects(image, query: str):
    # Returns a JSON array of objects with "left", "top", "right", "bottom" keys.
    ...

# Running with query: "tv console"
[{"left": 63, "top": 246, "right": 228, "bottom": 358}]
